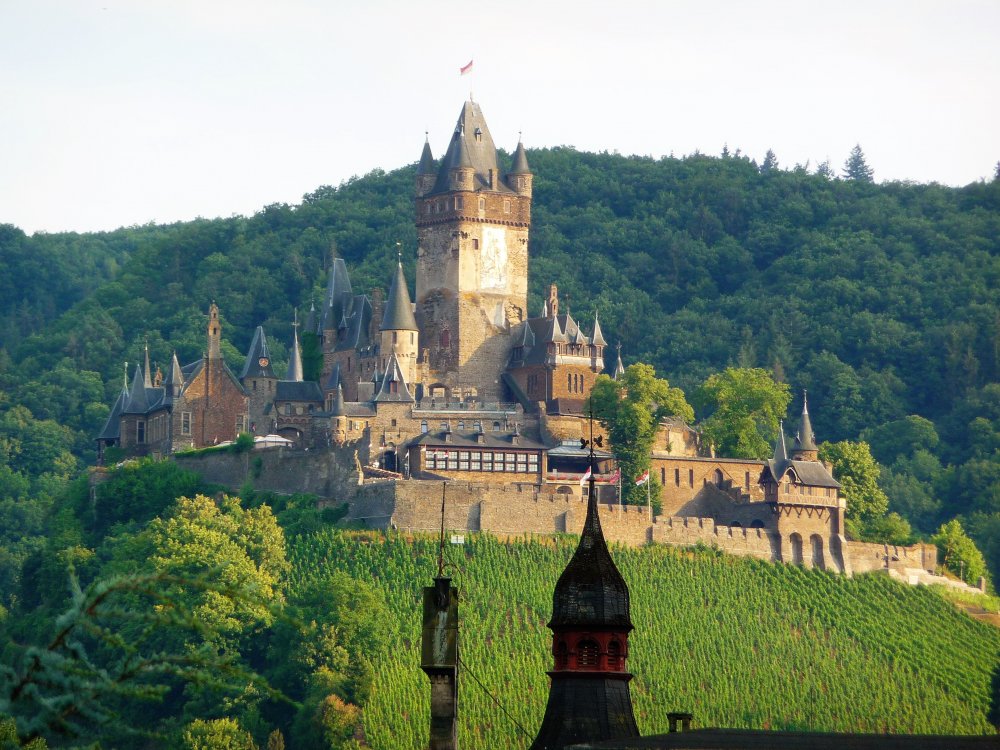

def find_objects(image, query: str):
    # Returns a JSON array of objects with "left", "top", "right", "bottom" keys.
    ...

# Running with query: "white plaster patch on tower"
[{"left": 480, "top": 226, "right": 508, "bottom": 290}]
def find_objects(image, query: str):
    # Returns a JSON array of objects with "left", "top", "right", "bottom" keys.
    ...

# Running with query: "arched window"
[
  {"left": 577, "top": 639, "right": 599, "bottom": 669},
  {"left": 457, "top": 420, "right": 465, "bottom": 430},
  {"left": 492, "top": 421, "right": 501, "bottom": 432},
  {"left": 713, "top": 468, "right": 724, "bottom": 486},
  {"left": 607, "top": 640, "right": 623, "bottom": 671},
  {"left": 421, "top": 420, "right": 428, "bottom": 434}
]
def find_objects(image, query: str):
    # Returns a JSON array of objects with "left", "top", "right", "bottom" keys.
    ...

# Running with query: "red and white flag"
[
  {"left": 579, "top": 465, "right": 592, "bottom": 487},
  {"left": 635, "top": 470, "right": 650, "bottom": 486},
  {"left": 460, "top": 60, "right": 474, "bottom": 76},
  {"left": 607, "top": 468, "right": 621, "bottom": 484}
]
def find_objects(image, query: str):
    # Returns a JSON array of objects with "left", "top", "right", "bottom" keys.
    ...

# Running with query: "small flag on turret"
[
  {"left": 580, "top": 465, "right": 592, "bottom": 487},
  {"left": 460, "top": 60, "right": 474, "bottom": 76},
  {"left": 635, "top": 470, "right": 650, "bottom": 486}
]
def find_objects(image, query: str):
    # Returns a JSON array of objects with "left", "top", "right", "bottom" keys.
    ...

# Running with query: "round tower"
[
  {"left": 507, "top": 138, "right": 533, "bottom": 197},
  {"left": 379, "top": 258, "right": 419, "bottom": 385}
]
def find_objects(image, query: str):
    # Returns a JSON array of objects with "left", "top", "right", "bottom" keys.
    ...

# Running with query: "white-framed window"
[
  {"left": 137, "top": 420, "right": 146, "bottom": 444},
  {"left": 503, "top": 199, "right": 511, "bottom": 213},
  {"left": 181, "top": 412, "right": 192, "bottom": 435}
]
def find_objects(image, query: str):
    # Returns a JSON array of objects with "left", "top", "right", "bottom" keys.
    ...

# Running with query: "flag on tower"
[
  {"left": 579, "top": 465, "right": 592, "bottom": 487},
  {"left": 460, "top": 60, "right": 474, "bottom": 76},
  {"left": 635, "top": 470, "right": 650, "bottom": 486}
]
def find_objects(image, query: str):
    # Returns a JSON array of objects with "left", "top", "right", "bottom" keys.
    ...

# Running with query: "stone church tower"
[{"left": 415, "top": 99, "right": 532, "bottom": 401}]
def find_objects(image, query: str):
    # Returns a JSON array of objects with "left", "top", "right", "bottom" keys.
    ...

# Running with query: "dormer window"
[{"left": 474, "top": 127, "right": 483, "bottom": 142}]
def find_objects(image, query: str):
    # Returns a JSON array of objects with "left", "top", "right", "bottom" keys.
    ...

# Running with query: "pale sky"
[{"left": 3, "top": 0, "right": 998, "bottom": 235}]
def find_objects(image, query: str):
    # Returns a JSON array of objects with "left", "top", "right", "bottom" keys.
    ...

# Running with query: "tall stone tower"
[{"left": 415, "top": 100, "right": 531, "bottom": 401}]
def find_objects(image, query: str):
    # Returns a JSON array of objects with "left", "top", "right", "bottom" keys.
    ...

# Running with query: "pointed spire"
[
  {"left": 240, "top": 326, "right": 275, "bottom": 380},
  {"left": 380, "top": 257, "right": 418, "bottom": 331},
  {"left": 286, "top": 312, "right": 303, "bottom": 382},
  {"left": 164, "top": 351, "right": 184, "bottom": 398},
  {"left": 331, "top": 382, "right": 347, "bottom": 416},
  {"left": 418, "top": 133, "right": 435, "bottom": 174},
  {"left": 773, "top": 420, "right": 789, "bottom": 463},
  {"left": 325, "top": 361, "right": 342, "bottom": 391},
  {"left": 373, "top": 351, "right": 414, "bottom": 403},
  {"left": 97, "top": 364, "right": 132, "bottom": 441},
  {"left": 143, "top": 341, "right": 152, "bottom": 388},
  {"left": 793, "top": 390, "right": 818, "bottom": 453},
  {"left": 591, "top": 310, "right": 608, "bottom": 347},
  {"left": 303, "top": 300, "right": 317, "bottom": 336},
  {"left": 510, "top": 138, "right": 531, "bottom": 174},
  {"left": 614, "top": 343, "right": 625, "bottom": 380},
  {"left": 124, "top": 363, "right": 150, "bottom": 414}
]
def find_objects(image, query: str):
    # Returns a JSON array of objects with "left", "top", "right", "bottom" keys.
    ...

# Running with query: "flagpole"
[
  {"left": 647, "top": 477, "right": 651, "bottom": 522},
  {"left": 618, "top": 467, "right": 622, "bottom": 513}
]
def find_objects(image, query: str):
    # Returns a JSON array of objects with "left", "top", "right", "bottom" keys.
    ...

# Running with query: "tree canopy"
[
  {"left": 695, "top": 368, "right": 790, "bottom": 459},
  {"left": 590, "top": 364, "right": 693, "bottom": 504}
]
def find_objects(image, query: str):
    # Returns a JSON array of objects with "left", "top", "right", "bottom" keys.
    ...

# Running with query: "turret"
[
  {"left": 507, "top": 138, "right": 533, "bottom": 197},
  {"left": 330, "top": 383, "right": 348, "bottom": 446},
  {"left": 380, "top": 258, "right": 419, "bottom": 383},
  {"left": 449, "top": 127, "right": 475, "bottom": 192},
  {"left": 416, "top": 135, "right": 436, "bottom": 197},
  {"left": 241, "top": 326, "right": 277, "bottom": 432},
  {"left": 529, "top": 439, "right": 640, "bottom": 749},
  {"left": 790, "top": 391, "right": 819, "bottom": 461}
]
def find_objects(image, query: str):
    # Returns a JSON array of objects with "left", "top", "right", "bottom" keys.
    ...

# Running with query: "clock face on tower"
[
  {"left": 480, "top": 226, "right": 508, "bottom": 291},
  {"left": 258, "top": 357, "right": 269, "bottom": 367}
]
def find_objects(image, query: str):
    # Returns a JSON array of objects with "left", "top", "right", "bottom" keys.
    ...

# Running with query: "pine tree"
[
  {"left": 843, "top": 144, "right": 874, "bottom": 182},
  {"left": 760, "top": 149, "right": 779, "bottom": 174}
]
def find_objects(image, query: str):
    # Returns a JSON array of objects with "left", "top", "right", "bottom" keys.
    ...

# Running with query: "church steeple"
[{"left": 529, "top": 428, "right": 640, "bottom": 750}]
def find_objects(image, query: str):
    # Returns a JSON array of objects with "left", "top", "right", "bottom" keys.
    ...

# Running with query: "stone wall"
[
  {"left": 175, "top": 445, "right": 361, "bottom": 501},
  {"left": 847, "top": 539, "right": 937, "bottom": 575},
  {"left": 652, "top": 456, "right": 767, "bottom": 512}
]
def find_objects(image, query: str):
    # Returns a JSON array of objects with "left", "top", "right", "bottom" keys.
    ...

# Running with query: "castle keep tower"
[{"left": 415, "top": 100, "right": 532, "bottom": 401}]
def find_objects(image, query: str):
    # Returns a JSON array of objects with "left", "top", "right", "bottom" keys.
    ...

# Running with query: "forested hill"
[{"left": 2, "top": 149, "right": 999, "bottom": 576}]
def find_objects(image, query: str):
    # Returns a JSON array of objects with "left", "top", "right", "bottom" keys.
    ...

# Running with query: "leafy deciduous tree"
[{"left": 695, "top": 367, "right": 790, "bottom": 459}]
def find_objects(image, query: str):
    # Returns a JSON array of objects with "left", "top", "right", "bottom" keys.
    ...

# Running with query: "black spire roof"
[
  {"left": 792, "top": 391, "right": 817, "bottom": 452},
  {"left": 123, "top": 364, "right": 150, "bottom": 414},
  {"left": 330, "top": 383, "right": 347, "bottom": 416},
  {"left": 417, "top": 136, "right": 435, "bottom": 174},
  {"left": 240, "top": 326, "right": 275, "bottom": 379},
  {"left": 164, "top": 351, "right": 184, "bottom": 399},
  {"left": 510, "top": 139, "right": 531, "bottom": 174},
  {"left": 380, "top": 262, "right": 418, "bottom": 331},
  {"left": 97, "top": 371, "right": 129, "bottom": 441},
  {"left": 548, "top": 465, "right": 633, "bottom": 631},
  {"left": 430, "top": 100, "right": 514, "bottom": 195}
]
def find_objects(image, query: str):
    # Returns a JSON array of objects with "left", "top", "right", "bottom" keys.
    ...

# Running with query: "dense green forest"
[
  {"left": 2, "top": 147, "right": 999, "bottom": 588},
  {"left": 2, "top": 456, "right": 998, "bottom": 747}
]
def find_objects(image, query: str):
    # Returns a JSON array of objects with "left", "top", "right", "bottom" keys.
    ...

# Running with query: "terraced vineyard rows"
[{"left": 288, "top": 530, "right": 1000, "bottom": 749}]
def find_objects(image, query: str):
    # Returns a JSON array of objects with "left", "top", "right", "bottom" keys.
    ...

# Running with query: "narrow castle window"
[
  {"left": 661, "top": 467, "right": 666, "bottom": 484},
  {"left": 472, "top": 238, "right": 479, "bottom": 250},
  {"left": 182, "top": 412, "right": 192, "bottom": 435},
  {"left": 689, "top": 469, "right": 694, "bottom": 487},
  {"left": 503, "top": 199, "right": 511, "bottom": 213},
  {"left": 675, "top": 468, "right": 680, "bottom": 486},
  {"left": 252, "top": 380, "right": 257, "bottom": 391},
  {"left": 478, "top": 197, "right": 485, "bottom": 211},
  {"left": 137, "top": 421, "right": 145, "bottom": 444},
  {"left": 421, "top": 420, "right": 428, "bottom": 434}
]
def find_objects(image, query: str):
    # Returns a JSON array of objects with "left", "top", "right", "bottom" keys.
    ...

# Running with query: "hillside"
[
  {"left": 1, "top": 149, "right": 999, "bottom": 582},
  {"left": 293, "top": 530, "right": 1000, "bottom": 748}
]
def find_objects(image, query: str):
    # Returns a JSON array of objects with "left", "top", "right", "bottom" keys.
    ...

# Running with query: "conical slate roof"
[
  {"left": 124, "top": 364, "right": 150, "bottom": 414},
  {"left": 417, "top": 137, "right": 435, "bottom": 174},
  {"left": 548, "top": 462, "right": 633, "bottom": 630},
  {"left": 510, "top": 140, "right": 530, "bottom": 174},
  {"left": 431, "top": 100, "right": 513, "bottom": 195},
  {"left": 97, "top": 375, "right": 129, "bottom": 440},
  {"left": 303, "top": 302, "right": 317, "bottom": 337},
  {"left": 286, "top": 324, "right": 303, "bottom": 382},
  {"left": 380, "top": 262, "right": 418, "bottom": 331},
  {"left": 322, "top": 257, "right": 354, "bottom": 332},
  {"left": 164, "top": 351, "right": 184, "bottom": 399},
  {"left": 330, "top": 383, "right": 347, "bottom": 416},
  {"left": 373, "top": 351, "right": 414, "bottom": 403},
  {"left": 792, "top": 391, "right": 817, "bottom": 452},
  {"left": 240, "top": 326, "right": 276, "bottom": 379},
  {"left": 143, "top": 344, "right": 152, "bottom": 389},
  {"left": 613, "top": 345, "right": 625, "bottom": 380},
  {"left": 591, "top": 312, "right": 608, "bottom": 347},
  {"left": 766, "top": 421, "right": 790, "bottom": 481},
  {"left": 325, "top": 361, "right": 342, "bottom": 390}
]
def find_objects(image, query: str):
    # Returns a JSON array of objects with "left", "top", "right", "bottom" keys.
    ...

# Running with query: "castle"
[{"left": 99, "top": 98, "right": 938, "bottom": 580}]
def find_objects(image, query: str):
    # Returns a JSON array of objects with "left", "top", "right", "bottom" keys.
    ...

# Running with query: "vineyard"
[{"left": 288, "top": 530, "right": 1000, "bottom": 748}]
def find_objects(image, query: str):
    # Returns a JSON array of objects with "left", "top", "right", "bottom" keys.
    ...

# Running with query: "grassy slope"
[{"left": 289, "top": 531, "right": 1000, "bottom": 749}]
